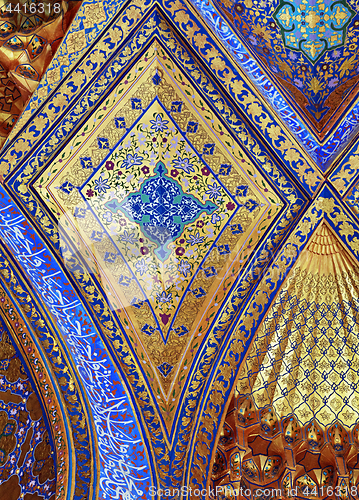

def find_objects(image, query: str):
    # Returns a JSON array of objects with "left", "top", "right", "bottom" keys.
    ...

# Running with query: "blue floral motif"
[
  {"left": 174, "top": 325, "right": 189, "bottom": 336},
  {"left": 80, "top": 157, "right": 93, "bottom": 169},
  {"left": 172, "top": 156, "right": 195, "bottom": 173},
  {"left": 230, "top": 224, "right": 243, "bottom": 234},
  {"left": 171, "top": 101, "right": 183, "bottom": 112},
  {"left": 111, "top": 162, "right": 216, "bottom": 261},
  {"left": 97, "top": 137, "right": 109, "bottom": 149},
  {"left": 187, "top": 232, "right": 205, "bottom": 246},
  {"left": 191, "top": 287, "right": 206, "bottom": 298},
  {"left": 94, "top": 176, "right": 110, "bottom": 193},
  {"left": 186, "top": 121, "right": 198, "bottom": 133},
  {"left": 120, "top": 230, "right": 137, "bottom": 244},
  {"left": 135, "top": 258, "right": 148, "bottom": 276},
  {"left": 236, "top": 185, "right": 249, "bottom": 197},
  {"left": 205, "top": 182, "right": 221, "bottom": 200},
  {"left": 104, "top": 252, "right": 117, "bottom": 263},
  {"left": 74, "top": 206, "right": 87, "bottom": 219},
  {"left": 219, "top": 164, "right": 232, "bottom": 175},
  {"left": 118, "top": 275, "right": 132, "bottom": 287},
  {"left": 150, "top": 114, "right": 169, "bottom": 132},
  {"left": 218, "top": 244, "right": 230, "bottom": 255},
  {"left": 244, "top": 199, "right": 259, "bottom": 212},
  {"left": 141, "top": 324, "right": 158, "bottom": 336},
  {"left": 120, "top": 153, "right": 143, "bottom": 170},
  {"left": 114, "top": 117, "right": 126, "bottom": 129},
  {"left": 203, "top": 143, "right": 215, "bottom": 155},
  {"left": 157, "top": 291, "right": 172, "bottom": 303},
  {"left": 90, "top": 230, "right": 104, "bottom": 242},
  {"left": 204, "top": 266, "right": 217, "bottom": 278},
  {"left": 211, "top": 213, "right": 221, "bottom": 224},
  {"left": 152, "top": 71, "right": 162, "bottom": 85},
  {"left": 157, "top": 362, "right": 174, "bottom": 377},
  {"left": 131, "top": 98, "right": 142, "bottom": 110},
  {"left": 102, "top": 211, "right": 113, "bottom": 222},
  {"left": 178, "top": 260, "right": 191, "bottom": 277},
  {"left": 59, "top": 181, "right": 75, "bottom": 194}
]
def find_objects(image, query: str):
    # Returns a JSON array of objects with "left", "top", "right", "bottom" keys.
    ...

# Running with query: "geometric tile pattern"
[{"left": 0, "top": 318, "right": 55, "bottom": 499}]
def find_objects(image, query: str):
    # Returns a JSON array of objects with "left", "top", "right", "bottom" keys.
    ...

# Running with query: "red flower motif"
[
  {"left": 171, "top": 169, "right": 179, "bottom": 177},
  {"left": 105, "top": 161, "right": 114, "bottom": 170},
  {"left": 201, "top": 166, "right": 210, "bottom": 176},
  {"left": 196, "top": 220, "right": 204, "bottom": 228},
  {"left": 226, "top": 202, "right": 235, "bottom": 210},
  {"left": 117, "top": 171, "right": 123, "bottom": 176},
  {"left": 86, "top": 189, "right": 94, "bottom": 197},
  {"left": 119, "top": 219, "right": 127, "bottom": 226},
  {"left": 176, "top": 247, "right": 185, "bottom": 256},
  {"left": 141, "top": 166, "right": 150, "bottom": 175},
  {"left": 141, "top": 246, "right": 149, "bottom": 255}
]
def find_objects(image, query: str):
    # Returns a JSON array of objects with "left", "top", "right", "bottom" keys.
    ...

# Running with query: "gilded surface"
[
  {"left": 237, "top": 223, "right": 359, "bottom": 428},
  {"left": 211, "top": 224, "right": 359, "bottom": 499},
  {"left": 35, "top": 43, "right": 278, "bottom": 426},
  {"left": 188, "top": 189, "right": 359, "bottom": 492},
  {"left": 3, "top": 0, "right": 359, "bottom": 495},
  {"left": 0, "top": 313, "right": 56, "bottom": 499},
  {"left": 0, "top": 0, "right": 81, "bottom": 148}
]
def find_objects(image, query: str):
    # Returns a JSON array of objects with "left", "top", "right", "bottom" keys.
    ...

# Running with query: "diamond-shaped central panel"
[
  {"left": 104, "top": 161, "right": 217, "bottom": 261},
  {"left": 35, "top": 42, "right": 281, "bottom": 420},
  {"left": 81, "top": 101, "right": 238, "bottom": 342}
]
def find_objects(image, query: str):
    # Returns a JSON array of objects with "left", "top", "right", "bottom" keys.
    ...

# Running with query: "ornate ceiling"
[
  {"left": 0, "top": 0, "right": 81, "bottom": 149},
  {"left": 193, "top": 0, "right": 359, "bottom": 170},
  {"left": 213, "top": 0, "right": 359, "bottom": 139},
  {"left": 0, "top": 0, "right": 358, "bottom": 498}
]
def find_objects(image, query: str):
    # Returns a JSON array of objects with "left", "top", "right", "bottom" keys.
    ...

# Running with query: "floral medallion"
[
  {"left": 274, "top": 0, "right": 355, "bottom": 61},
  {"left": 103, "top": 161, "right": 217, "bottom": 261}
]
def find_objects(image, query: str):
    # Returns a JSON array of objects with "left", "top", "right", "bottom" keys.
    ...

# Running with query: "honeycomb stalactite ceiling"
[
  {"left": 211, "top": 222, "right": 359, "bottom": 499},
  {"left": 236, "top": 222, "right": 359, "bottom": 429},
  {"left": 0, "top": 317, "right": 56, "bottom": 499},
  {"left": 0, "top": 0, "right": 81, "bottom": 149},
  {"left": 212, "top": 394, "right": 359, "bottom": 500}
]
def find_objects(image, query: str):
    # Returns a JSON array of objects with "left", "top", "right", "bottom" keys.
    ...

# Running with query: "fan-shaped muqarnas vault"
[
  {"left": 2, "top": 0, "right": 359, "bottom": 498},
  {"left": 211, "top": 222, "right": 359, "bottom": 498}
]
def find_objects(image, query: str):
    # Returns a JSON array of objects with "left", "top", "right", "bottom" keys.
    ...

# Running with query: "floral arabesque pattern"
[{"left": 82, "top": 104, "right": 239, "bottom": 341}]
